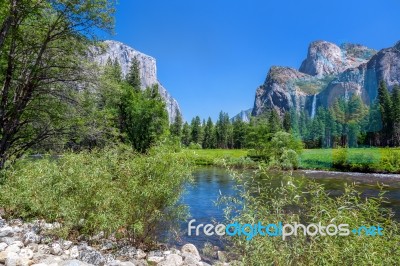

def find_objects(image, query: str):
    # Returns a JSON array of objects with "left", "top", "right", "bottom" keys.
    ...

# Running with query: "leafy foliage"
[
  {"left": 0, "top": 144, "right": 193, "bottom": 247},
  {"left": 220, "top": 167, "right": 400, "bottom": 265}
]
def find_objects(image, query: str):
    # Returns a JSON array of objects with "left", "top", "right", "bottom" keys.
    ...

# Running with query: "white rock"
[
  {"left": 0, "top": 227, "right": 14, "bottom": 237},
  {"left": 59, "top": 259, "right": 90, "bottom": 266},
  {"left": 69, "top": 246, "right": 79, "bottom": 259},
  {"left": 147, "top": 256, "right": 164, "bottom": 263},
  {"left": 23, "top": 232, "right": 41, "bottom": 245},
  {"left": 26, "top": 243, "right": 39, "bottom": 252},
  {"left": 182, "top": 253, "right": 202, "bottom": 266},
  {"left": 38, "top": 244, "right": 50, "bottom": 254},
  {"left": 157, "top": 254, "right": 183, "bottom": 266},
  {"left": 0, "top": 242, "right": 8, "bottom": 251},
  {"left": 1, "top": 237, "right": 16, "bottom": 245},
  {"left": 5, "top": 251, "right": 19, "bottom": 266},
  {"left": 50, "top": 243, "right": 62, "bottom": 256},
  {"left": 62, "top": 241, "right": 73, "bottom": 250},
  {"left": 19, "top": 248, "right": 34, "bottom": 260},
  {"left": 0, "top": 251, "right": 8, "bottom": 263},
  {"left": 134, "top": 249, "right": 146, "bottom": 260},
  {"left": 13, "top": 241, "right": 24, "bottom": 248},
  {"left": 5, "top": 244, "right": 20, "bottom": 254},
  {"left": 181, "top": 244, "right": 201, "bottom": 261}
]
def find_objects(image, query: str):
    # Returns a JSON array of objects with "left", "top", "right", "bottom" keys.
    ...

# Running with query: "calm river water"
[{"left": 176, "top": 167, "right": 400, "bottom": 249}]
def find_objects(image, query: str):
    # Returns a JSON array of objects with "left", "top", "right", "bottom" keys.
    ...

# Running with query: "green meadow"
[{"left": 187, "top": 148, "right": 400, "bottom": 173}]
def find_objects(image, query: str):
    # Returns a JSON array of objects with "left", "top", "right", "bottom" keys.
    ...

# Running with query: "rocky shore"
[{"left": 0, "top": 216, "right": 229, "bottom": 266}]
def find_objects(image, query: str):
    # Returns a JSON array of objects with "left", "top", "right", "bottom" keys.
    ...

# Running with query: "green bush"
[
  {"left": 188, "top": 142, "right": 202, "bottom": 149},
  {"left": 380, "top": 148, "right": 400, "bottom": 173},
  {"left": 248, "top": 131, "right": 303, "bottom": 169},
  {"left": 220, "top": 167, "right": 400, "bottom": 265},
  {"left": 0, "top": 144, "right": 193, "bottom": 247},
  {"left": 332, "top": 147, "right": 349, "bottom": 169}
]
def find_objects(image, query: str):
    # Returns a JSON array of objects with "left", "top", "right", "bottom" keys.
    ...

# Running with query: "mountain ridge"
[{"left": 252, "top": 40, "right": 400, "bottom": 118}]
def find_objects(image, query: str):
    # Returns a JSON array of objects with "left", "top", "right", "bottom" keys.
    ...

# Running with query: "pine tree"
[
  {"left": 283, "top": 112, "right": 291, "bottom": 132},
  {"left": 377, "top": 80, "right": 393, "bottom": 145},
  {"left": 190, "top": 116, "right": 203, "bottom": 144},
  {"left": 121, "top": 84, "right": 168, "bottom": 153},
  {"left": 216, "top": 111, "right": 230, "bottom": 148},
  {"left": 392, "top": 85, "right": 400, "bottom": 146},
  {"left": 233, "top": 119, "right": 247, "bottom": 149},
  {"left": 181, "top": 122, "right": 191, "bottom": 146},
  {"left": 112, "top": 59, "right": 122, "bottom": 82},
  {"left": 202, "top": 117, "right": 216, "bottom": 148},
  {"left": 268, "top": 109, "right": 281, "bottom": 134},
  {"left": 170, "top": 112, "right": 183, "bottom": 138},
  {"left": 126, "top": 57, "right": 141, "bottom": 90}
]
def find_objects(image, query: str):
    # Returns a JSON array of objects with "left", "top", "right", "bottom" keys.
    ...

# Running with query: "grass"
[
  {"left": 300, "top": 148, "right": 400, "bottom": 173},
  {"left": 186, "top": 148, "right": 400, "bottom": 173},
  {"left": 182, "top": 149, "right": 254, "bottom": 168}
]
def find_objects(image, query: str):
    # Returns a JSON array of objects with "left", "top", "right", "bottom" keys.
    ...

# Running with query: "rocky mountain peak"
[
  {"left": 395, "top": 41, "right": 400, "bottom": 50},
  {"left": 91, "top": 40, "right": 181, "bottom": 122},
  {"left": 299, "top": 40, "right": 376, "bottom": 77}
]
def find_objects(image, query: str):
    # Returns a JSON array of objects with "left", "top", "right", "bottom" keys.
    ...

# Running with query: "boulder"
[
  {"left": 79, "top": 249, "right": 105, "bottom": 266},
  {"left": 180, "top": 244, "right": 200, "bottom": 261},
  {"left": 0, "top": 243, "right": 8, "bottom": 252},
  {"left": 157, "top": 254, "right": 183, "bottom": 266}
]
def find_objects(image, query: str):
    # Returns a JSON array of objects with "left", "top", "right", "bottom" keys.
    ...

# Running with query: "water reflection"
[{"left": 178, "top": 167, "right": 400, "bottom": 248}]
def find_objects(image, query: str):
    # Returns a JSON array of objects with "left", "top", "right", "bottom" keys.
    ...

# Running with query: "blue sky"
[{"left": 105, "top": 0, "right": 400, "bottom": 121}]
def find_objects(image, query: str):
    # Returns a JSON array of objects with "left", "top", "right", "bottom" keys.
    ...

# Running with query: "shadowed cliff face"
[
  {"left": 252, "top": 40, "right": 400, "bottom": 117},
  {"left": 91, "top": 40, "right": 181, "bottom": 122}
]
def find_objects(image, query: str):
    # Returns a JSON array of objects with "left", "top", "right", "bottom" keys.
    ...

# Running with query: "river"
[{"left": 177, "top": 167, "right": 400, "bottom": 249}]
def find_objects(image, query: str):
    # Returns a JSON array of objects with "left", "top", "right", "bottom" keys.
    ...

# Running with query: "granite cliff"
[
  {"left": 252, "top": 40, "right": 400, "bottom": 118},
  {"left": 91, "top": 40, "right": 181, "bottom": 122}
]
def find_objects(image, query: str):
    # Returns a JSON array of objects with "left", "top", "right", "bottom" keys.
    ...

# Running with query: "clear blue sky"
[{"left": 105, "top": 0, "right": 400, "bottom": 121}]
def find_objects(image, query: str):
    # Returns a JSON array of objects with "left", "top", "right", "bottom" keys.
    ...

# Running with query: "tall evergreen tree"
[
  {"left": 190, "top": 116, "right": 203, "bottom": 144},
  {"left": 170, "top": 112, "right": 183, "bottom": 138},
  {"left": 268, "top": 109, "right": 282, "bottom": 134},
  {"left": 121, "top": 84, "right": 168, "bottom": 153},
  {"left": 283, "top": 112, "right": 291, "bottom": 132},
  {"left": 216, "top": 111, "right": 230, "bottom": 148},
  {"left": 126, "top": 57, "right": 141, "bottom": 90},
  {"left": 392, "top": 85, "right": 400, "bottom": 146},
  {"left": 232, "top": 119, "right": 247, "bottom": 149},
  {"left": 377, "top": 80, "right": 393, "bottom": 145},
  {"left": 181, "top": 122, "right": 191, "bottom": 146},
  {"left": 202, "top": 117, "right": 216, "bottom": 149}
]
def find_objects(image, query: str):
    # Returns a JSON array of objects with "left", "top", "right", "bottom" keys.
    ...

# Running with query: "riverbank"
[
  {"left": 0, "top": 215, "right": 229, "bottom": 266},
  {"left": 185, "top": 148, "right": 400, "bottom": 174}
]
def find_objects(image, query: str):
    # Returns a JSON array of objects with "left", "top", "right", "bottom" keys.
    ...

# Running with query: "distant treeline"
[{"left": 173, "top": 81, "right": 400, "bottom": 149}]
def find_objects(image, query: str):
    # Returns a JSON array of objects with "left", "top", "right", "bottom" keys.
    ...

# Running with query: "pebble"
[{"left": 0, "top": 218, "right": 225, "bottom": 266}]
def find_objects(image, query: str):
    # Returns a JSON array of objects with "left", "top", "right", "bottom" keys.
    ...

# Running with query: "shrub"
[
  {"left": 188, "top": 142, "right": 202, "bottom": 150},
  {"left": 332, "top": 147, "right": 349, "bottom": 169},
  {"left": 0, "top": 144, "right": 193, "bottom": 247},
  {"left": 219, "top": 167, "right": 400, "bottom": 265},
  {"left": 380, "top": 148, "right": 400, "bottom": 173},
  {"left": 248, "top": 131, "right": 303, "bottom": 169}
]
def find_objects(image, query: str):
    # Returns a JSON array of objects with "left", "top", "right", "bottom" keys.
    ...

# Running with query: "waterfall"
[{"left": 311, "top": 94, "right": 317, "bottom": 119}]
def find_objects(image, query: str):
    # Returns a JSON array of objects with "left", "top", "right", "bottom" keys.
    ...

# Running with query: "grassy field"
[
  {"left": 182, "top": 149, "right": 252, "bottom": 167},
  {"left": 186, "top": 148, "right": 400, "bottom": 173},
  {"left": 300, "top": 148, "right": 400, "bottom": 173}
]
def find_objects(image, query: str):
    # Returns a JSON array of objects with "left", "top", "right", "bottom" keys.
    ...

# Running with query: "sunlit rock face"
[
  {"left": 252, "top": 40, "right": 400, "bottom": 118},
  {"left": 299, "top": 41, "right": 375, "bottom": 77},
  {"left": 91, "top": 40, "right": 181, "bottom": 122}
]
